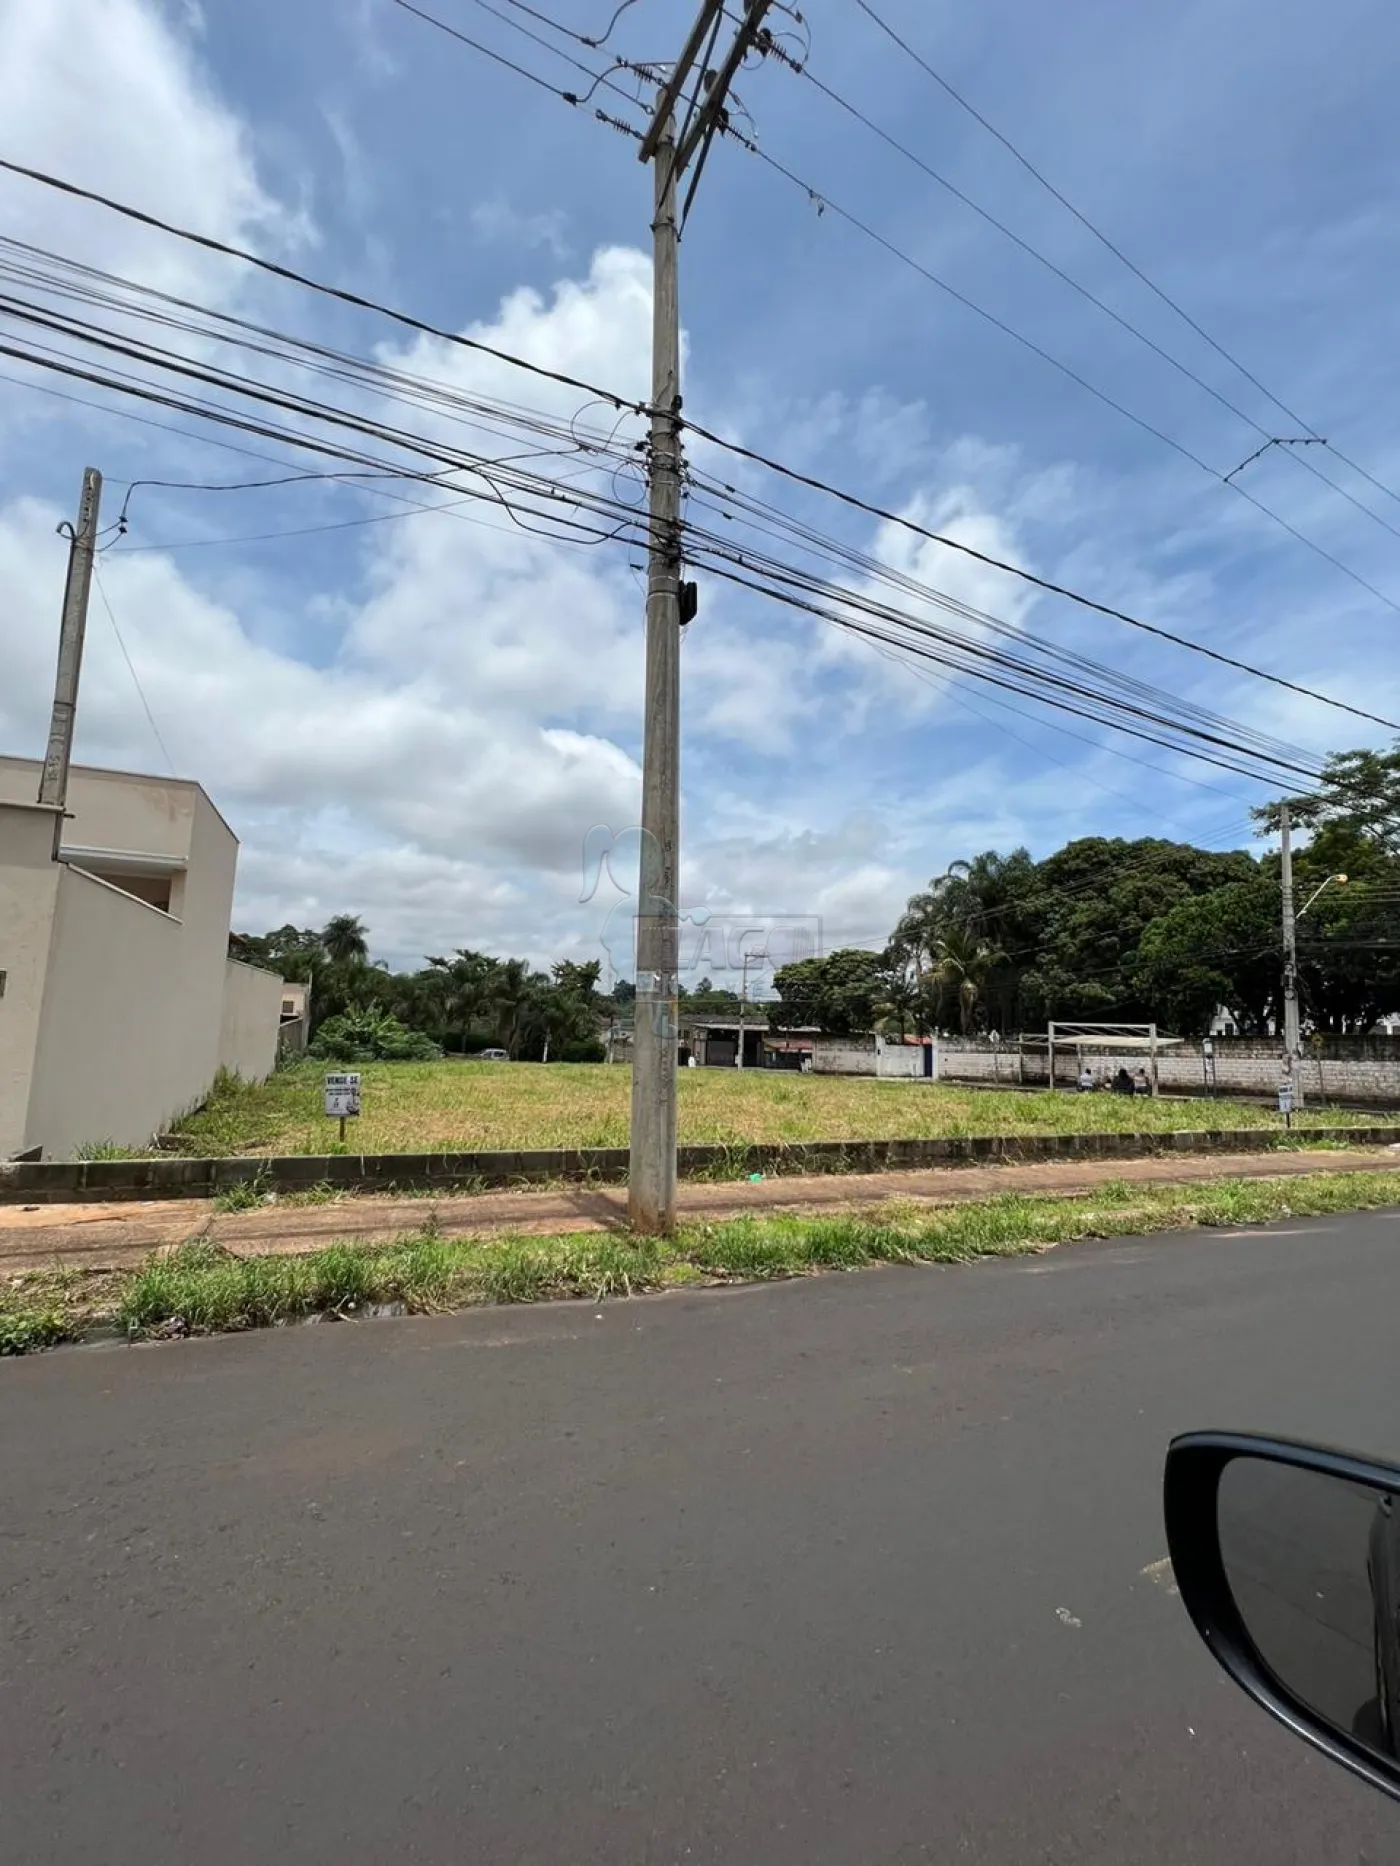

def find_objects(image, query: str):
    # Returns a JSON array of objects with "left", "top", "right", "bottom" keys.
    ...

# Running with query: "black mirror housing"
[{"left": 1166, "top": 1431, "right": 1400, "bottom": 1803}]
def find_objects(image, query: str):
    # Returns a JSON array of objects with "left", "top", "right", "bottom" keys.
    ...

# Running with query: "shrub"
[
  {"left": 559, "top": 1039, "right": 607, "bottom": 1063},
  {"left": 310, "top": 1009, "right": 441, "bottom": 1063}
]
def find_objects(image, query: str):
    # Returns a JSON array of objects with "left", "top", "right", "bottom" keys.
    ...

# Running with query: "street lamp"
[
  {"left": 1280, "top": 872, "right": 1347, "bottom": 1112},
  {"left": 1298, "top": 873, "right": 1348, "bottom": 921}
]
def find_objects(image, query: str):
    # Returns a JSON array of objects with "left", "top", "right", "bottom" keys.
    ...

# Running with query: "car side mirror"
[{"left": 1165, "top": 1432, "right": 1400, "bottom": 1802}]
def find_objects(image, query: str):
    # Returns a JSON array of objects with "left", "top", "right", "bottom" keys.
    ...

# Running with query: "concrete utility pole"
[
  {"left": 1280, "top": 801, "right": 1301, "bottom": 1095},
  {"left": 37, "top": 466, "right": 102, "bottom": 851},
  {"left": 628, "top": 0, "right": 774, "bottom": 1233}
]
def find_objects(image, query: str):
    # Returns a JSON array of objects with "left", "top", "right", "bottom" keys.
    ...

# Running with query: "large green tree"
[
  {"left": 770, "top": 949, "right": 892, "bottom": 1035},
  {"left": 1134, "top": 880, "right": 1280, "bottom": 1035}
]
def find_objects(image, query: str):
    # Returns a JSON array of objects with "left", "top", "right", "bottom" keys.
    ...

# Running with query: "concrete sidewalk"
[{"left": 3, "top": 1145, "right": 1396, "bottom": 1275}]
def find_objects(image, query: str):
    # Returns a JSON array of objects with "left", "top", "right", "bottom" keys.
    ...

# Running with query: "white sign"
[
  {"left": 1277, "top": 1081, "right": 1294, "bottom": 1114},
  {"left": 324, "top": 1072, "right": 362, "bottom": 1119}
]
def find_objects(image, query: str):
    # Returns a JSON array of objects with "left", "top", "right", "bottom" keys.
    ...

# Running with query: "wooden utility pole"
[
  {"left": 628, "top": 0, "right": 774, "bottom": 1233},
  {"left": 37, "top": 466, "right": 102, "bottom": 851}
]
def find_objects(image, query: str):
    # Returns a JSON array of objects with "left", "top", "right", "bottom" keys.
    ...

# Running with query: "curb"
[{"left": 4, "top": 1126, "right": 1399, "bottom": 1204}]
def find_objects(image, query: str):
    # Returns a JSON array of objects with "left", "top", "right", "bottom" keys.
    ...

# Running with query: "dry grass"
[{"left": 169, "top": 1058, "right": 1377, "bottom": 1158}]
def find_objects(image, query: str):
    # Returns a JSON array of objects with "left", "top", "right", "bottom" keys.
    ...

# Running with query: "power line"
[
  {"left": 682, "top": 449, "right": 1400, "bottom": 733},
  {"left": 794, "top": 62, "right": 1400, "bottom": 549},
  {"left": 112, "top": 494, "right": 548, "bottom": 554},
  {"left": 91, "top": 562, "right": 177, "bottom": 776},
  {"left": 729, "top": 133, "right": 1400, "bottom": 617},
  {"left": 0, "top": 295, "right": 1371, "bottom": 795},
  {"left": 408, "top": 0, "right": 1400, "bottom": 605},
  {"left": 16, "top": 287, "right": 1328, "bottom": 789},
  {"left": 0, "top": 156, "right": 649, "bottom": 415},
  {"left": 5, "top": 158, "right": 1390, "bottom": 733},
  {"left": 403, "top": 0, "right": 1400, "bottom": 581},
  {"left": 846, "top": 0, "right": 1400, "bottom": 517},
  {"left": 9, "top": 307, "right": 1329, "bottom": 791}
]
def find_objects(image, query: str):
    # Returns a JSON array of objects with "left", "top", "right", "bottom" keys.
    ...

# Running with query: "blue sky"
[{"left": 0, "top": 0, "right": 1396, "bottom": 984}]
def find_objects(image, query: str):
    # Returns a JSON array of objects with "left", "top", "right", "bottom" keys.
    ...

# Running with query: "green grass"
[
  {"left": 170, "top": 1058, "right": 1383, "bottom": 1159},
  {"left": 212, "top": 1172, "right": 271, "bottom": 1214},
  {"left": 5, "top": 1170, "right": 1399, "bottom": 1354}
]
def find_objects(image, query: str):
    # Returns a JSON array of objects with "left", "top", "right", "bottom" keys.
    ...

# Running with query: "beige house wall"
[
  {"left": 25, "top": 867, "right": 196, "bottom": 1153},
  {"left": 0, "top": 803, "right": 63, "bottom": 1158},
  {"left": 219, "top": 958, "right": 285, "bottom": 1082},
  {"left": 2, "top": 760, "right": 282, "bottom": 1158},
  {"left": 0, "top": 757, "right": 199, "bottom": 860}
]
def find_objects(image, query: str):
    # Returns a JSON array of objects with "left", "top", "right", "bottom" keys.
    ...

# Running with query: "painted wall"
[
  {"left": 811, "top": 1034, "right": 878, "bottom": 1074},
  {"left": 0, "top": 757, "right": 200, "bottom": 860},
  {"left": 0, "top": 803, "right": 62, "bottom": 1158},
  {"left": 219, "top": 959, "right": 284, "bottom": 1082},
  {"left": 935, "top": 1037, "right": 1400, "bottom": 1105},
  {"left": 21, "top": 788, "right": 280, "bottom": 1155},
  {"left": 875, "top": 1038, "right": 924, "bottom": 1079},
  {"left": 25, "top": 866, "right": 193, "bottom": 1153}
]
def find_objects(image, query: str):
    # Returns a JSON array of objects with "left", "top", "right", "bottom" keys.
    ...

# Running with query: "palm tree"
[
  {"left": 321, "top": 914, "right": 369, "bottom": 967},
  {"left": 488, "top": 957, "right": 537, "bottom": 1057},
  {"left": 928, "top": 927, "right": 1005, "bottom": 1035},
  {"left": 426, "top": 949, "right": 496, "bottom": 1050}
]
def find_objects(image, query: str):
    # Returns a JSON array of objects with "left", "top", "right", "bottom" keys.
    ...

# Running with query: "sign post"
[
  {"left": 323, "top": 1071, "right": 361, "bottom": 1145},
  {"left": 1277, "top": 1079, "right": 1294, "bottom": 1131}
]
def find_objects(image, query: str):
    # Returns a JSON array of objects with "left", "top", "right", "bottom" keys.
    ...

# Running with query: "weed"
[
  {"left": 8, "top": 1170, "right": 1400, "bottom": 1355},
  {"left": 0, "top": 1302, "right": 70, "bottom": 1355},
  {"left": 73, "top": 1139, "right": 154, "bottom": 1161},
  {"left": 278, "top": 1181, "right": 342, "bottom": 1207},
  {"left": 212, "top": 1171, "right": 271, "bottom": 1214}
]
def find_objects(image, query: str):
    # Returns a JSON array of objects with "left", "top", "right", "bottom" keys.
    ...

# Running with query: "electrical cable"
[
  {"left": 91, "top": 563, "right": 178, "bottom": 777},
  {"left": 846, "top": 0, "right": 1400, "bottom": 518},
  {"left": 0, "top": 297, "right": 1366, "bottom": 797},
  {"left": 3, "top": 160, "right": 1389, "bottom": 733},
  {"left": 0, "top": 308, "right": 1350, "bottom": 791},
  {"left": 729, "top": 132, "right": 1400, "bottom": 617},
  {"left": 794, "top": 61, "right": 1400, "bottom": 547},
  {"left": 680, "top": 445, "right": 1400, "bottom": 731},
  {"left": 0, "top": 156, "right": 649, "bottom": 416}
]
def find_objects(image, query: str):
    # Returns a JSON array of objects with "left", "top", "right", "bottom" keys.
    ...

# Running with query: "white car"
[{"left": 478, "top": 1048, "right": 509, "bottom": 1061}]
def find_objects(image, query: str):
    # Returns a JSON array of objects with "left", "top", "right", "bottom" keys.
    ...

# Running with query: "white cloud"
[
  {"left": 1, "top": 4, "right": 1210, "bottom": 976},
  {"left": 0, "top": 0, "right": 297, "bottom": 299}
]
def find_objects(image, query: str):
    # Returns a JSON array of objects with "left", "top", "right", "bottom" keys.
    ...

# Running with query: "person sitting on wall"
[
  {"left": 1134, "top": 1067, "right": 1151, "bottom": 1096},
  {"left": 1077, "top": 1064, "right": 1095, "bottom": 1092},
  {"left": 1113, "top": 1066, "right": 1134, "bottom": 1095}
]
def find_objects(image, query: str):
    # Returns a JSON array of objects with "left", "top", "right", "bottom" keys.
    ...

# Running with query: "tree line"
[
  {"left": 232, "top": 916, "right": 757, "bottom": 1064},
  {"left": 239, "top": 744, "right": 1400, "bottom": 1053},
  {"left": 768, "top": 744, "right": 1400, "bottom": 1039},
  {"left": 234, "top": 918, "right": 615, "bottom": 1062}
]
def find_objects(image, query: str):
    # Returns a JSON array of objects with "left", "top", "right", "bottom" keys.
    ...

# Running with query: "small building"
[
  {"left": 683, "top": 1018, "right": 825, "bottom": 1069},
  {"left": 0, "top": 757, "right": 285, "bottom": 1159},
  {"left": 277, "top": 977, "right": 311, "bottom": 1053}
]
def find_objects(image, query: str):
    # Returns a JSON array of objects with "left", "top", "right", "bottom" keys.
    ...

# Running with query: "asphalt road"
[{"left": 5, "top": 1210, "right": 1400, "bottom": 1863}]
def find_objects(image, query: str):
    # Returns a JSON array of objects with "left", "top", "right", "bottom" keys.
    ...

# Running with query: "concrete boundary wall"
[
  {"left": 4, "top": 1125, "right": 1399, "bottom": 1204},
  {"left": 936, "top": 1038, "right": 1400, "bottom": 1103}
]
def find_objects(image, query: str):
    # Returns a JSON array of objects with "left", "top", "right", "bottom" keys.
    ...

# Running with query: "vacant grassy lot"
[
  {"left": 169, "top": 1059, "right": 1375, "bottom": 1158},
  {"left": 5, "top": 1170, "right": 1399, "bottom": 1354}
]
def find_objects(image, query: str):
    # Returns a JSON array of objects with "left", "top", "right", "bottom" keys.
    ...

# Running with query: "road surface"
[{"left": 4, "top": 1209, "right": 1400, "bottom": 1863}]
